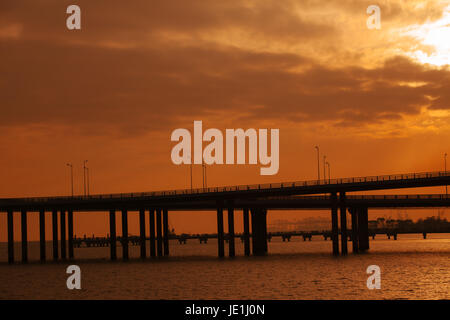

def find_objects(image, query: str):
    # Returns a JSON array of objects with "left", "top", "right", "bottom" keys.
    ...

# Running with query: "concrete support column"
[
  {"left": 251, "top": 208, "right": 267, "bottom": 256},
  {"left": 52, "top": 210, "right": 58, "bottom": 260},
  {"left": 163, "top": 209, "right": 169, "bottom": 256},
  {"left": 243, "top": 208, "right": 250, "bottom": 256},
  {"left": 350, "top": 208, "right": 359, "bottom": 254},
  {"left": 68, "top": 210, "right": 74, "bottom": 259},
  {"left": 39, "top": 210, "right": 46, "bottom": 262},
  {"left": 156, "top": 209, "right": 163, "bottom": 257},
  {"left": 139, "top": 208, "right": 146, "bottom": 259},
  {"left": 331, "top": 193, "right": 339, "bottom": 256},
  {"left": 217, "top": 207, "right": 224, "bottom": 258},
  {"left": 21, "top": 210, "right": 28, "bottom": 263},
  {"left": 109, "top": 210, "right": 117, "bottom": 260},
  {"left": 122, "top": 210, "right": 129, "bottom": 260},
  {"left": 340, "top": 192, "right": 348, "bottom": 255},
  {"left": 228, "top": 206, "right": 235, "bottom": 257},
  {"left": 7, "top": 211, "right": 14, "bottom": 264},
  {"left": 149, "top": 209, "right": 156, "bottom": 257},
  {"left": 60, "top": 210, "right": 66, "bottom": 260},
  {"left": 358, "top": 207, "right": 369, "bottom": 252}
]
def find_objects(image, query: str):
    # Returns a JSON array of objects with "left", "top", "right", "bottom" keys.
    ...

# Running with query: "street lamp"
[
  {"left": 83, "top": 160, "right": 88, "bottom": 196},
  {"left": 445, "top": 153, "right": 447, "bottom": 196},
  {"left": 314, "top": 146, "right": 320, "bottom": 182},
  {"left": 66, "top": 163, "right": 73, "bottom": 197},
  {"left": 323, "top": 155, "right": 327, "bottom": 183},
  {"left": 202, "top": 163, "right": 207, "bottom": 189},
  {"left": 326, "top": 161, "right": 331, "bottom": 184}
]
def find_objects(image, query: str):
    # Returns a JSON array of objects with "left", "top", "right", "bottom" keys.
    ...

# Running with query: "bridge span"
[{"left": 1, "top": 170, "right": 449, "bottom": 264}]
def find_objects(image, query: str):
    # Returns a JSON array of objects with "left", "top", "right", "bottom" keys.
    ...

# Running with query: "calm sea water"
[{"left": 0, "top": 234, "right": 449, "bottom": 300}]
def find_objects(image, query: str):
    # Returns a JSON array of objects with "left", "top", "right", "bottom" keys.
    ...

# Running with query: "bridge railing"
[{"left": 1, "top": 170, "right": 449, "bottom": 203}]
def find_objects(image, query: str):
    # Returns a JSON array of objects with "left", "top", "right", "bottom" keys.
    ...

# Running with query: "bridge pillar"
[
  {"left": 121, "top": 209, "right": 129, "bottom": 260},
  {"left": 349, "top": 208, "right": 359, "bottom": 253},
  {"left": 52, "top": 210, "right": 58, "bottom": 260},
  {"left": 163, "top": 208, "right": 169, "bottom": 256},
  {"left": 156, "top": 209, "right": 163, "bottom": 257},
  {"left": 149, "top": 209, "right": 156, "bottom": 257},
  {"left": 139, "top": 208, "right": 146, "bottom": 259},
  {"left": 339, "top": 192, "right": 348, "bottom": 255},
  {"left": 39, "top": 210, "right": 46, "bottom": 262},
  {"left": 21, "top": 210, "right": 28, "bottom": 263},
  {"left": 243, "top": 208, "right": 250, "bottom": 256},
  {"left": 7, "top": 210, "right": 14, "bottom": 264},
  {"left": 109, "top": 210, "right": 117, "bottom": 260},
  {"left": 331, "top": 193, "right": 339, "bottom": 256},
  {"left": 68, "top": 210, "right": 74, "bottom": 259},
  {"left": 228, "top": 206, "right": 235, "bottom": 257},
  {"left": 217, "top": 207, "right": 225, "bottom": 258},
  {"left": 358, "top": 207, "right": 369, "bottom": 252},
  {"left": 251, "top": 208, "right": 267, "bottom": 256},
  {"left": 60, "top": 210, "right": 66, "bottom": 260}
]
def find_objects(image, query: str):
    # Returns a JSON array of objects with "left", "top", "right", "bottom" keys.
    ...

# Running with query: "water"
[{"left": 0, "top": 234, "right": 449, "bottom": 299}]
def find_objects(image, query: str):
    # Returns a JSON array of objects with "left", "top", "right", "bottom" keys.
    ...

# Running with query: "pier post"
[
  {"left": 149, "top": 209, "right": 156, "bottom": 257},
  {"left": 39, "top": 210, "right": 46, "bottom": 262},
  {"left": 109, "top": 210, "right": 117, "bottom": 260},
  {"left": 217, "top": 207, "right": 224, "bottom": 258},
  {"left": 21, "top": 210, "right": 28, "bottom": 263},
  {"left": 340, "top": 192, "right": 348, "bottom": 255},
  {"left": 243, "top": 208, "right": 250, "bottom": 256},
  {"left": 139, "top": 208, "right": 146, "bottom": 259},
  {"left": 262, "top": 209, "right": 268, "bottom": 253},
  {"left": 350, "top": 208, "right": 359, "bottom": 253},
  {"left": 228, "top": 206, "right": 235, "bottom": 257},
  {"left": 358, "top": 207, "right": 369, "bottom": 252},
  {"left": 251, "top": 208, "right": 267, "bottom": 256},
  {"left": 331, "top": 193, "right": 339, "bottom": 256},
  {"left": 156, "top": 209, "right": 163, "bottom": 257},
  {"left": 68, "top": 210, "right": 74, "bottom": 259},
  {"left": 52, "top": 210, "right": 58, "bottom": 260},
  {"left": 163, "top": 208, "right": 169, "bottom": 256},
  {"left": 60, "top": 210, "right": 66, "bottom": 260},
  {"left": 7, "top": 210, "right": 14, "bottom": 264},
  {"left": 121, "top": 210, "right": 129, "bottom": 260}
]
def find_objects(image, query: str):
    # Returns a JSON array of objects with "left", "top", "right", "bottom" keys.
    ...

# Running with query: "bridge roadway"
[{"left": 1, "top": 170, "right": 449, "bottom": 264}]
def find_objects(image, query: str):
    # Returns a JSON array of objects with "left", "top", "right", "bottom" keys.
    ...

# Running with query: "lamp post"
[
  {"left": 202, "top": 163, "right": 207, "bottom": 189},
  {"left": 326, "top": 161, "right": 331, "bottom": 184},
  {"left": 83, "top": 160, "right": 88, "bottom": 196},
  {"left": 445, "top": 152, "right": 447, "bottom": 197},
  {"left": 66, "top": 163, "right": 73, "bottom": 197},
  {"left": 323, "top": 155, "right": 327, "bottom": 183},
  {"left": 315, "top": 146, "right": 320, "bottom": 182}
]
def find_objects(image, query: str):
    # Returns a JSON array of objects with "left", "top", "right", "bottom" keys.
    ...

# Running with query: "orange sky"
[{"left": 1, "top": 0, "right": 449, "bottom": 241}]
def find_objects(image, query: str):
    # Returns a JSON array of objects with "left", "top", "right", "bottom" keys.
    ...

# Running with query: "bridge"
[{"left": 1, "top": 170, "right": 449, "bottom": 264}]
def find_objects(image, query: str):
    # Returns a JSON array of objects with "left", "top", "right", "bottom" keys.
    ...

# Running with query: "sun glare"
[{"left": 401, "top": 5, "right": 450, "bottom": 67}]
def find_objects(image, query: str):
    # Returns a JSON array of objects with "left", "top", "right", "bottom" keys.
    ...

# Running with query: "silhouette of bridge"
[{"left": 1, "top": 170, "right": 449, "bottom": 264}]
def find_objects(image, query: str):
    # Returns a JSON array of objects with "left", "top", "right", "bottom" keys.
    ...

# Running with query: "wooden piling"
[
  {"left": 340, "top": 192, "right": 348, "bottom": 255},
  {"left": 350, "top": 208, "right": 359, "bottom": 253},
  {"left": 149, "top": 209, "right": 156, "bottom": 257},
  {"left": 358, "top": 207, "right": 369, "bottom": 251},
  {"left": 139, "top": 208, "right": 146, "bottom": 259},
  {"left": 217, "top": 207, "right": 224, "bottom": 258},
  {"left": 331, "top": 193, "right": 339, "bottom": 256}
]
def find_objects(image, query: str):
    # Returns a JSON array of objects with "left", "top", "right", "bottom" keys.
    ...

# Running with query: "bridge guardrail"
[{"left": 1, "top": 170, "right": 449, "bottom": 203}]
